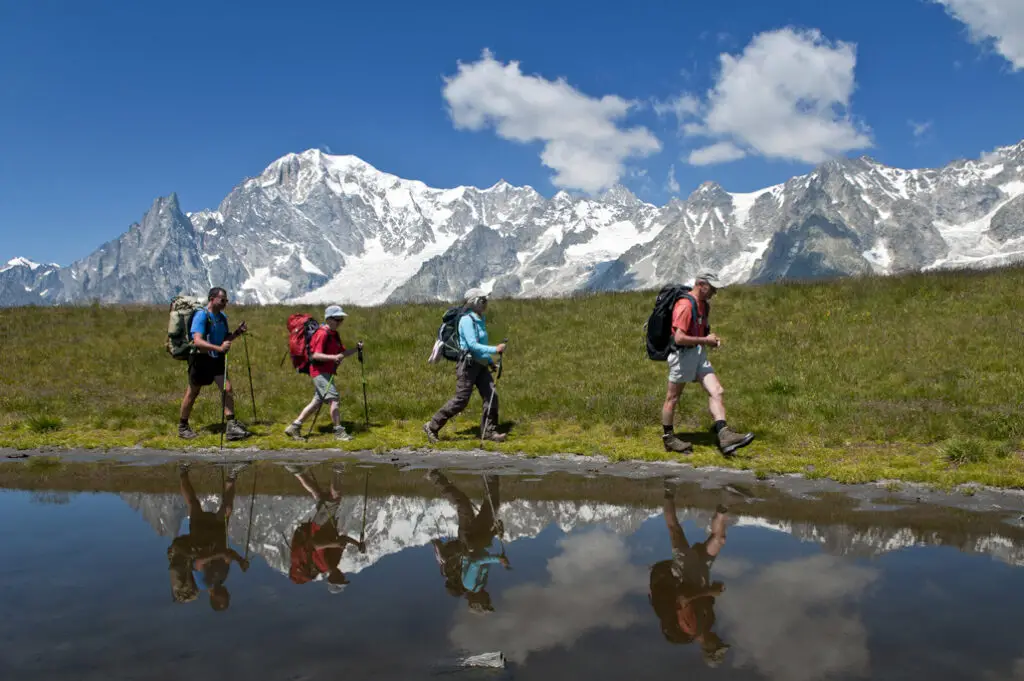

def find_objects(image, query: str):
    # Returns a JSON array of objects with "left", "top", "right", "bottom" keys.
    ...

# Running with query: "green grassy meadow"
[{"left": 1, "top": 266, "right": 1023, "bottom": 487}]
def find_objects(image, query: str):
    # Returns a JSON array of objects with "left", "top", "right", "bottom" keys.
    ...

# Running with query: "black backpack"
[
  {"left": 437, "top": 305, "right": 468, "bottom": 361},
  {"left": 644, "top": 284, "right": 708, "bottom": 361}
]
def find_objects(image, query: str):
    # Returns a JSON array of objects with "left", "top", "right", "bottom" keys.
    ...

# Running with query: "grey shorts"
[
  {"left": 313, "top": 374, "right": 339, "bottom": 403},
  {"left": 668, "top": 346, "right": 715, "bottom": 384},
  {"left": 311, "top": 500, "right": 340, "bottom": 526}
]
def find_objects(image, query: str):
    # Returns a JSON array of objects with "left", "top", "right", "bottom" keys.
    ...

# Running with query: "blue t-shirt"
[{"left": 191, "top": 308, "right": 229, "bottom": 357}]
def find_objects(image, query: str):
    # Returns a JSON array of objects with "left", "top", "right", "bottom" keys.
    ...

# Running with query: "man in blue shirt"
[
  {"left": 178, "top": 287, "right": 251, "bottom": 440},
  {"left": 424, "top": 289, "right": 507, "bottom": 443}
]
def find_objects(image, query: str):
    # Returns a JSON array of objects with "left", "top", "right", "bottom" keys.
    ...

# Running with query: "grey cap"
[
  {"left": 464, "top": 288, "right": 488, "bottom": 304},
  {"left": 695, "top": 272, "right": 722, "bottom": 290},
  {"left": 324, "top": 305, "right": 347, "bottom": 319},
  {"left": 327, "top": 582, "right": 348, "bottom": 595}
]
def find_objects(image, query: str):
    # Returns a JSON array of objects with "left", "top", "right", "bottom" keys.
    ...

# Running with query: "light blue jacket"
[
  {"left": 458, "top": 311, "right": 498, "bottom": 365},
  {"left": 461, "top": 554, "right": 504, "bottom": 593}
]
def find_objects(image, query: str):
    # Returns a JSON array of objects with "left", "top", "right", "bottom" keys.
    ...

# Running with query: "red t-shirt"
[
  {"left": 288, "top": 522, "right": 341, "bottom": 584},
  {"left": 671, "top": 296, "right": 709, "bottom": 338},
  {"left": 308, "top": 326, "right": 345, "bottom": 378}
]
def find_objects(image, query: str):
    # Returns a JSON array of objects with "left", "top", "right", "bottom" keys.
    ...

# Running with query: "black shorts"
[{"left": 188, "top": 353, "right": 225, "bottom": 387}]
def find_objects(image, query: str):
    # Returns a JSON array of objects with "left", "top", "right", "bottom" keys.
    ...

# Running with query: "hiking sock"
[
  {"left": 663, "top": 424, "right": 674, "bottom": 436},
  {"left": 713, "top": 420, "right": 727, "bottom": 434}
]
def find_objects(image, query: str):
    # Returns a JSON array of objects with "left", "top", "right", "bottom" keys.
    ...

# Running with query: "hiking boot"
[
  {"left": 225, "top": 462, "right": 250, "bottom": 481},
  {"left": 717, "top": 426, "right": 754, "bottom": 456},
  {"left": 284, "top": 423, "right": 304, "bottom": 440},
  {"left": 225, "top": 420, "right": 251, "bottom": 441},
  {"left": 662, "top": 434, "right": 693, "bottom": 453},
  {"left": 423, "top": 422, "right": 439, "bottom": 444},
  {"left": 333, "top": 425, "right": 353, "bottom": 442},
  {"left": 178, "top": 424, "right": 198, "bottom": 440},
  {"left": 482, "top": 430, "right": 506, "bottom": 443},
  {"left": 230, "top": 419, "right": 252, "bottom": 435}
]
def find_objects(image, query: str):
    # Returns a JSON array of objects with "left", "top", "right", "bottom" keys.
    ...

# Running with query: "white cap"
[
  {"left": 324, "top": 305, "right": 347, "bottom": 319},
  {"left": 464, "top": 288, "right": 488, "bottom": 304},
  {"left": 695, "top": 272, "right": 722, "bottom": 290},
  {"left": 327, "top": 582, "right": 348, "bottom": 595}
]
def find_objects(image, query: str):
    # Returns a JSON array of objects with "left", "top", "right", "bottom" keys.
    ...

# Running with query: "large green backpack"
[{"left": 166, "top": 295, "right": 208, "bottom": 360}]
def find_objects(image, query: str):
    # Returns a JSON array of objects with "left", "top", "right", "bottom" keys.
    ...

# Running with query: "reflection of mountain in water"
[
  {"left": 121, "top": 492, "right": 658, "bottom": 577},
  {"left": 121, "top": 491, "right": 1024, "bottom": 578}
]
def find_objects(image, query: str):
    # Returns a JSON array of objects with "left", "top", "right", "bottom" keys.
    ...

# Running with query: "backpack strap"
[{"left": 679, "top": 293, "right": 705, "bottom": 337}]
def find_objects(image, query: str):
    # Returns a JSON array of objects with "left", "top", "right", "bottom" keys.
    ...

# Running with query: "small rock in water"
[{"left": 457, "top": 652, "right": 505, "bottom": 668}]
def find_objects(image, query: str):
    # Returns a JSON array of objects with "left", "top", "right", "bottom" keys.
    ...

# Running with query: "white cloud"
[
  {"left": 448, "top": 530, "right": 647, "bottom": 664},
  {"left": 935, "top": 0, "right": 1024, "bottom": 70},
  {"left": 718, "top": 555, "right": 880, "bottom": 681},
  {"left": 680, "top": 28, "right": 872, "bottom": 166},
  {"left": 688, "top": 141, "right": 747, "bottom": 166},
  {"left": 666, "top": 164, "right": 680, "bottom": 194},
  {"left": 909, "top": 120, "right": 933, "bottom": 138},
  {"left": 652, "top": 94, "right": 701, "bottom": 122},
  {"left": 442, "top": 49, "right": 662, "bottom": 194}
]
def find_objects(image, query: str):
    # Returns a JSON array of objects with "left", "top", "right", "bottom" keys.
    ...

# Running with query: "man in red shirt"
[
  {"left": 284, "top": 305, "right": 362, "bottom": 441},
  {"left": 661, "top": 273, "right": 754, "bottom": 456}
]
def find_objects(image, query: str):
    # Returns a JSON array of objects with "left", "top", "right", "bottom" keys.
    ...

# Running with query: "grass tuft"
[
  {"left": 26, "top": 416, "right": 63, "bottom": 433},
  {"left": 765, "top": 377, "right": 797, "bottom": 396},
  {"left": 942, "top": 437, "right": 990, "bottom": 466}
]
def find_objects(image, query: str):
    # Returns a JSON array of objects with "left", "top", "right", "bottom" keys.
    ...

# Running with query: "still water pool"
[{"left": 1, "top": 458, "right": 1023, "bottom": 680}]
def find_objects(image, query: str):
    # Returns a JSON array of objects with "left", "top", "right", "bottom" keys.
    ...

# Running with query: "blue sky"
[{"left": 2, "top": 0, "right": 1023, "bottom": 265}]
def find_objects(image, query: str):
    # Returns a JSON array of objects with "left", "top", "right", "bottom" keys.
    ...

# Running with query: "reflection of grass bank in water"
[
  {"left": 2, "top": 460, "right": 1024, "bottom": 550},
  {"left": 1, "top": 266, "right": 1023, "bottom": 486}
]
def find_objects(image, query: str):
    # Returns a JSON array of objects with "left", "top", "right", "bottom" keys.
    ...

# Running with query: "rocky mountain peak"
[
  {"left": 686, "top": 181, "right": 731, "bottom": 209},
  {"left": 600, "top": 184, "right": 642, "bottom": 207}
]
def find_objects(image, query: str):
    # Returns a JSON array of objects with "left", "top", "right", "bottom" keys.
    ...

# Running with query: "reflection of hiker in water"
[
  {"left": 649, "top": 480, "right": 731, "bottom": 667},
  {"left": 286, "top": 464, "right": 366, "bottom": 593},
  {"left": 428, "top": 469, "right": 510, "bottom": 614},
  {"left": 167, "top": 462, "right": 250, "bottom": 611}
]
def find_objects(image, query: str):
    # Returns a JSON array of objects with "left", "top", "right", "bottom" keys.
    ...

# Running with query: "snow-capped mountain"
[{"left": 5, "top": 141, "right": 1024, "bottom": 307}]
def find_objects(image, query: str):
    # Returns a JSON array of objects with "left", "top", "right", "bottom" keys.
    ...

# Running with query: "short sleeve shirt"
[
  {"left": 190, "top": 308, "right": 229, "bottom": 357},
  {"left": 671, "top": 297, "right": 708, "bottom": 337},
  {"left": 308, "top": 326, "right": 345, "bottom": 378}
]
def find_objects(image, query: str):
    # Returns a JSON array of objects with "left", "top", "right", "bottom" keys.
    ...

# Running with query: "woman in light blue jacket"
[{"left": 424, "top": 289, "right": 507, "bottom": 443}]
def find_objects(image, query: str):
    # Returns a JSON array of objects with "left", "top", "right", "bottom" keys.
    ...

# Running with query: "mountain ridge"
[{"left": 4, "top": 140, "right": 1024, "bottom": 307}]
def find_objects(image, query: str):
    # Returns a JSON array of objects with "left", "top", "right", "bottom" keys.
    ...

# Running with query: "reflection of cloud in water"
[
  {"left": 717, "top": 554, "right": 879, "bottom": 681},
  {"left": 711, "top": 556, "right": 754, "bottom": 579},
  {"left": 449, "top": 529, "right": 647, "bottom": 664}
]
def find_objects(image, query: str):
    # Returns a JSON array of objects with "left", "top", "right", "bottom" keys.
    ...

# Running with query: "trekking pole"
[
  {"left": 242, "top": 333, "right": 258, "bottom": 424},
  {"left": 219, "top": 353, "right": 229, "bottom": 452},
  {"left": 481, "top": 474, "right": 505, "bottom": 553},
  {"left": 359, "top": 470, "right": 369, "bottom": 544},
  {"left": 357, "top": 342, "right": 369, "bottom": 429},
  {"left": 480, "top": 339, "right": 508, "bottom": 445},
  {"left": 244, "top": 465, "right": 258, "bottom": 560}
]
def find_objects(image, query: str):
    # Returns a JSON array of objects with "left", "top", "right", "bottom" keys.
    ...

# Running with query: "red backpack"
[{"left": 286, "top": 313, "right": 322, "bottom": 374}]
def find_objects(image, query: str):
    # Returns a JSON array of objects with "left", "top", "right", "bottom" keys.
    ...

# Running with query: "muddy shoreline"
[{"left": 4, "top": 445, "right": 1024, "bottom": 516}]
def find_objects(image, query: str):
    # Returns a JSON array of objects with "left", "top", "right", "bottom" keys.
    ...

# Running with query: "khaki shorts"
[
  {"left": 313, "top": 374, "right": 340, "bottom": 403},
  {"left": 668, "top": 346, "right": 715, "bottom": 384}
]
